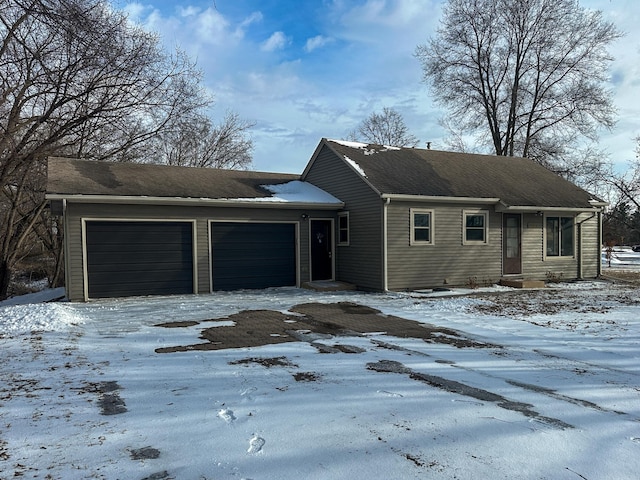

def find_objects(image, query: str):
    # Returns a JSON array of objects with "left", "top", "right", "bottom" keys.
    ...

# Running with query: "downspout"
[
  {"left": 383, "top": 197, "right": 390, "bottom": 291},
  {"left": 62, "top": 199, "right": 70, "bottom": 300},
  {"left": 576, "top": 212, "right": 597, "bottom": 280}
]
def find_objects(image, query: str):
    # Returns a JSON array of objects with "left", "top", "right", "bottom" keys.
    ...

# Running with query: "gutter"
[
  {"left": 381, "top": 194, "right": 500, "bottom": 204},
  {"left": 495, "top": 204, "right": 601, "bottom": 213},
  {"left": 45, "top": 193, "right": 345, "bottom": 210}
]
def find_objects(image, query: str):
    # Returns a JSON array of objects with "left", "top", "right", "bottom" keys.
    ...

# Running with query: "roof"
[
  {"left": 46, "top": 158, "right": 343, "bottom": 208},
  {"left": 315, "top": 139, "right": 603, "bottom": 210}
]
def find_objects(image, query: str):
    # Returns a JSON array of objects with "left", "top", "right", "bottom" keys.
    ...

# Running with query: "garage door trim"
[
  {"left": 208, "top": 219, "right": 300, "bottom": 292},
  {"left": 81, "top": 218, "right": 198, "bottom": 301}
]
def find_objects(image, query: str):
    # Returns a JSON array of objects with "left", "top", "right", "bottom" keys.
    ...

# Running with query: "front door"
[
  {"left": 310, "top": 219, "right": 333, "bottom": 281},
  {"left": 503, "top": 214, "right": 522, "bottom": 275}
]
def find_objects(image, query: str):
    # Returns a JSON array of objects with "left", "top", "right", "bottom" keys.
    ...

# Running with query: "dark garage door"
[
  {"left": 86, "top": 221, "right": 194, "bottom": 298},
  {"left": 211, "top": 222, "right": 296, "bottom": 290}
]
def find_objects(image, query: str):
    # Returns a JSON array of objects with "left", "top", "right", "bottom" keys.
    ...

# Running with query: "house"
[
  {"left": 46, "top": 138, "right": 606, "bottom": 301},
  {"left": 302, "top": 139, "right": 605, "bottom": 291}
]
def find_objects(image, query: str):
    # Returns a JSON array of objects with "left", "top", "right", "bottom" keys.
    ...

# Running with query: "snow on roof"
[
  {"left": 343, "top": 155, "right": 367, "bottom": 177},
  {"left": 327, "top": 138, "right": 401, "bottom": 151},
  {"left": 256, "top": 180, "right": 343, "bottom": 204}
]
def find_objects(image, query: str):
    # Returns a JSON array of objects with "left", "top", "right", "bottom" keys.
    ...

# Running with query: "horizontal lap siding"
[
  {"left": 304, "top": 146, "right": 383, "bottom": 290},
  {"left": 579, "top": 213, "right": 601, "bottom": 278},
  {"left": 63, "top": 203, "right": 327, "bottom": 301},
  {"left": 386, "top": 203, "right": 502, "bottom": 290},
  {"left": 521, "top": 212, "right": 600, "bottom": 281}
]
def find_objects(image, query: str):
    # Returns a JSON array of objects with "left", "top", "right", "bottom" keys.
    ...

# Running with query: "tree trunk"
[{"left": 0, "top": 259, "right": 11, "bottom": 300}]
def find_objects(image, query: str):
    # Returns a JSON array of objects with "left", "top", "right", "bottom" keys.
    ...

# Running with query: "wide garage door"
[
  {"left": 211, "top": 222, "right": 296, "bottom": 291},
  {"left": 85, "top": 221, "right": 194, "bottom": 299}
]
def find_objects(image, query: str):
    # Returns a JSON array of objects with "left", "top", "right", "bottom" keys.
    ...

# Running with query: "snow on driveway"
[{"left": 1, "top": 281, "right": 639, "bottom": 479}]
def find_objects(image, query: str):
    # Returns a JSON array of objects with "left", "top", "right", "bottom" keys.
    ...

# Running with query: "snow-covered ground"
[{"left": 1, "top": 275, "right": 640, "bottom": 478}]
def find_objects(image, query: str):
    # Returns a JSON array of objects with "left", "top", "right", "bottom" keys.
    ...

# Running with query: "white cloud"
[
  {"left": 261, "top": 31, "right": 289, "bottom": 52},
  {"left": 234, "top": 11, "right": 263, "bottom": 39},
  {"left": 194, "top": 7, "right": 229, "bottom": 45},
  {"left": 304, "top": 35, "right": 332, "bottom": 52}
]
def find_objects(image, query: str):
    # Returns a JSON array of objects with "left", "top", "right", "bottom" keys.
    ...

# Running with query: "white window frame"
[
  {"left": 410, "top": 208, "right": 434, "bottom": 245},
  {"left": 544, "top": 215, "right": 576, "bottom": 259},
  {"left": 463, "top": 210, "right": 489, "bottom": 245},
  {"left": 337, "top": 211, "right": 350, "bottom": 246}
]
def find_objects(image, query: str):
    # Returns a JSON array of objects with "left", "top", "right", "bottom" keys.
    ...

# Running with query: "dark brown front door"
[
  {"left": 310, "top": 220, "right": 333, "bottom": 281},
  {"left": 503, "top": 214, "right": 522, "bottom": 275}
]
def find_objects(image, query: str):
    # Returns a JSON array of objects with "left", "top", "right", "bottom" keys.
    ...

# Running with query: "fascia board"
[{"left": 45, "top": 193, "right": 344, "bottom": 210}]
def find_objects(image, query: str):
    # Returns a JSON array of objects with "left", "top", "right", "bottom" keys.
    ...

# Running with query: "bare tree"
[
  {"left": 0, "top": 0, "right": 208, "bottom": 298},
  {"left": 348, "top": 107, "right": 419, "bottom": 147},
  {"left": 415, "top": 0, "right": 622, "bottom": 171},
  {"left": 154, "top": 112, "right": 255, "bottom": 170}
]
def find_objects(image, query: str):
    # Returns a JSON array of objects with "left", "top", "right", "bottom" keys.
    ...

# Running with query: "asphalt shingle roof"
[
  {"left": 47, "top": 158, "right": 301, "bottom": 200},
  {"left": 324, "top": 139, "right": 601, "bottom": 209}
]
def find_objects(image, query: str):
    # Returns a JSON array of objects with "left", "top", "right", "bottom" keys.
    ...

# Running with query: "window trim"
[
  {"left": 410, "top": 208, "right": 434, "bottom": 246},
  {"left": 544, "top": 214, "right": 575, "bottom": 258},
  {"left": 337, "top": 211, "right": 350, "bottom": 246},
  {"left": 462, "top": 210, "right": 489, "bottom": 245}
]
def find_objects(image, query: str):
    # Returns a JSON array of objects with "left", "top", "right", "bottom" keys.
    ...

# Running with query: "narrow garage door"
[
  {"left": 85, "top": 221, "right": 194, "bottom": 299},
  {"left": 211, "top": 222, "right": 296, "bottom": 291}
]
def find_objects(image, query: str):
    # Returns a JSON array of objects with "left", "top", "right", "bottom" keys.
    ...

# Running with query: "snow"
[
  {"left": 2, "top": 276, "right": 640, "bottom": 478},
  {"left": 343, "top": 155, "right": 367, "bottom": 177},
  {"left": 328, "top": 138, "right": 402, "bottom": 151},
  {"left": 0, "top": 286, "right": 65, "bottom": 307},
  {"left": 260, "top": 180, "right": 342, "bottom": 204},
  {"left": 603, "top": 245, "right": 640, "bottom": 269}
]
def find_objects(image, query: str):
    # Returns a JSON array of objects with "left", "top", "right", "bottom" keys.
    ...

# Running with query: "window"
[
  {"left": 463, "top": 210, "right": 488, "bottom": 244},
  {"left": 546, "top": 216, "right": 574, "bottom": 257},
  {"left": 410, "top": 209, "right": 433, "bottom": 245},
  {"left": 337, "top": 212, "right": 349, "bottom": 246}
]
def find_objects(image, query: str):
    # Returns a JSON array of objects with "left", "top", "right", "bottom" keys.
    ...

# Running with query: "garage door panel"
[
  {"left": 86, "top": 221, "right": 193, "bottom": 298},
  {"left": 211, "top": 222, "right": 296, "bottom": 291}
]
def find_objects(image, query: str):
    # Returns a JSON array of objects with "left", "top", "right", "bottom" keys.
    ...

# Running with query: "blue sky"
[{"left": 114, "top": 0, "right": 640, "bottom": 174}]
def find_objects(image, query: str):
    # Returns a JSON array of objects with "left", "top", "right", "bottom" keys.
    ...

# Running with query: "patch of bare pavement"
[{"left": 154, "top": 301, "right": 497, "bottom": 353}]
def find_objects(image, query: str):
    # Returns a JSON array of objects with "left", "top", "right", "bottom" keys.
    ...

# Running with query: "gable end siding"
[{"left": 304, "top": 145, "right": 384, "bottom": 290}]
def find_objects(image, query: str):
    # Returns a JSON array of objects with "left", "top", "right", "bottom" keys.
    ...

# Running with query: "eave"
[
  {"left": 495, "top": 203, "right": 603, "bottom": 213},
  {"left": 46, "top": 193, "right": 344, "bottom": 210},
  {"left": 381, "top": 194, "right": 501, "bottom": 204}
]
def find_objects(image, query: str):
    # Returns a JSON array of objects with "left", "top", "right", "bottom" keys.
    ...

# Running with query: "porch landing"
[{"left": 499, "top": 278, "right": 546, "bottom": 289}]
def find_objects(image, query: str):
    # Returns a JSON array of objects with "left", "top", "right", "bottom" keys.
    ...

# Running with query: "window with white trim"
[
  {"left": 410, "top": 209, "right": 434, "bottom": 245},
  {"left": 337, "top": 212, "right": 349, "bottom": 246},
  {"left": 463, "top": 210, "right": 488, "bottom": 244},
  {"left": 546, "top": 216, "right": 574, "bottom": 257}
]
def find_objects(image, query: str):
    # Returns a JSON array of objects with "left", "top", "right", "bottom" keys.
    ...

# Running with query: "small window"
[
  {"left": 546, "top": 216, "right": 574, "bottom": 257},
  {"left": 463, "top": 211, "right": 488, "bottom": 244},
  {"left": 337, "top": 212, "right": 349, "bottom": 246},
  {"left": 410, "top": 209, "right": 434, "bottom": 245}
]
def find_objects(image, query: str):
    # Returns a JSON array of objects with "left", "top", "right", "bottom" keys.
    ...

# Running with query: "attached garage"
[
  {"left": 211, "top": 222, "right": 297, "bottom": 290},
  {"left": 46, "top": 157, "right": 344, "bottom": 301},
  {"left": 84, "top": 220, "right": 194, "bottom": 298}
]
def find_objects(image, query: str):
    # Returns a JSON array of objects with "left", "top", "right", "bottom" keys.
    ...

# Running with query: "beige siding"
[
  {"left": 521, "top": 211, "right": 601, "bottom": 281},
  {"left": 386, "top": 202, "right": 502, "bottom": 290},
  {"left": 579, "top": 212, "right": 601, "bottom": 278},
  {"left": 304, "top": 145, "right": 384, "bottom": 290},
  {"left": 64, "top": 202, "right": 331, "bottom": 301}
]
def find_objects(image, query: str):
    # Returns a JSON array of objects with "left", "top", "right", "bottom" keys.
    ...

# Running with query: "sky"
[{"left": 112, "top": 0, "right": 640, "bottom": 174}]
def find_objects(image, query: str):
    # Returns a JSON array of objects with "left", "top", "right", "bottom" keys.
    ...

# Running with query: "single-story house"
[{"left": 46, "top": 138, "right": 606, "bottom": 301}]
